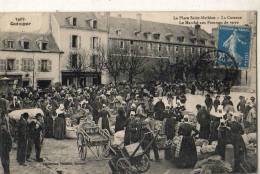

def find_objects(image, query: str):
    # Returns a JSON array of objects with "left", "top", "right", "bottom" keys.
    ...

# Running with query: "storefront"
[{"left": 62, "top": 71, "right": 101, "bottom": 87}]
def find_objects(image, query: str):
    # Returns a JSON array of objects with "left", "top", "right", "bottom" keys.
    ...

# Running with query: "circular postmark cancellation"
[{"left": 194, "top": 49, "right": 239, "bottom": 94}]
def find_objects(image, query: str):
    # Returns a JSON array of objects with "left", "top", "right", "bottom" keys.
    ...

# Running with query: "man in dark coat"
[
  {"left": 114, "top": 107, "right": 126, "bottom": 133},
  {"left": 0, "top": 122, "right": 12, "bottom": 174},
  {"left": 164, "top": 109, "right": 177, "bottom": 140},
  {"left": 229, "top": 116, "right": 246, "bottom": 172},
  {"left": 17, "top": 113, "right": 29, "bottom": 166},
  {"left": 197, "top": 106, "right": 211, "bottom": 139},
  {"left": 213, "top": 95, "right": 220, "bottom": 112},
  {"left": 26, "top": 114, "right": 43, "bottom": 162},
  {"left": 205, "top": 94, "right": 213, "bottom": 112},
  {"left": 154, "top": 98, "right": 165, "bottom": 121}
]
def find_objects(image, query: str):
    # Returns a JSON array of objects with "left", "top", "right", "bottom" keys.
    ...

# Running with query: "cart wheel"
[
  {"left": 116, "top": 158, "right": 133, "bottom": 174},
  {"left": 77, "top": 133, "right": 87, "bottom": 160},
  {"left": 134, "top": 154, "right": 150, "bottom": 173}
]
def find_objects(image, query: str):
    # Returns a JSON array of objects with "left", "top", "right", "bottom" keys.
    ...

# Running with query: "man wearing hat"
[
  {"left": 140, "top": 118, "right": 160, "bottom": 161},
  {"left": 213, "top": 95, "right": 221, "bottom": 112},
  {"left": 27, "top": 114, "right": 44, "bottom": 162},
  {"left": 205, "top": 94, "right": 213, "bottom": 112},
  {"left": 154, "top": 97, "right": 165, "bottom": 121},
  {"left": 0, "top": 122, "right": 12, "bottom": 174},
  {"left": 17, "top": 113, "right": 29, "bottom": 166},
  {"left": 197, "top": 105, "right": 211, "bottom": 139},
  {"left": 229, "top": 114, "right": 246, "bottom": 172}
]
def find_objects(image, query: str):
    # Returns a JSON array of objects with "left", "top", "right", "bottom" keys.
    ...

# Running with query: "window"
[
  {"left": 191, "top": 47, "right": 195, "bottom": 53},
  {"left": 92, "top": 20, "right": 97, "bottom": 29},
  {"left": 119, "top": 41, "right": 124, "bottom": 49},
  {"left": 153, "top": 33, "right": 160, "bottom": 40},
  {"left": 147, "top": 43, "right": 152, "bottom": 50},
  {"left": 7, "top": 59, "right": 15, "bottom": 71},
  {"left": 140, "top": 46, "right": 143, "bottom": 50},
  {"left": 39, "top": 59, "right": 51, "bottom": 72},
  {"left": 22, "top": 41, "right": 29, "bottom": 49},
  {"left": 91, "top": 55, "right": 97, "bottom": 67},
  {"left": 175, "top": 46, "right": 179, "bottom": 53},
  {"left": 72, "top": 17, "right": 77, "bottom": 26},
  {"left": 177, "top": 36, "right": 185, "bottom": 43},
  {"left": 71, "top": 54, "right": 78, "bottom": 68},
  {"left": 198, "top": 47, "right": 201, "bottom": 55},
  {"left": 38, "top": 41, "right": 48, "bottom": 50},
  {"left": 91, "top": 37, "right": 99, "bottom": 49},
  {"left": 22, "top": 59, "right": 34, "bottom": 71},
  {"left": 130, "top": 40, "right": 134, "bottom": 45},
  {"left": 7, "top": 40, "right": 14, "bottom": 48},
  {"left": 166, "top": 45, "right": 170, "bottom": 52},
  {"left": 0, "top": 60, "right": 6, "bottom": 72},
  {"left": 41, "top": 42, "right": 48, "bottom": 50},
  {"left": 71, "top": 35, "right": 78, "bottom": 48},
  {"left": 158, "top": 44, "right": 162, "bottom": 52},
  {"left": 201, "top": 39, "right": 206, "bottom": 45},
  {"left": 116, "top": 30, "right": 121, "bottom": 36}
]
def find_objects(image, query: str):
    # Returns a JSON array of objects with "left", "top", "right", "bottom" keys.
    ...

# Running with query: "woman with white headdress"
[
  {"left": 53, "top": 104, "right": 66, "bottom": 140},
  {"left": 174, "top": 115, "right": 199, "bottom": 168}
]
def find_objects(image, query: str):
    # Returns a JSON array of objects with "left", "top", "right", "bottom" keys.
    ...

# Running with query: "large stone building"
[
  {"left": 106, "top": 14, "right": 216, "bottom": 83},
  {"left": 50, "top": 12, "right": 109, "bottom": 86},
  {"left": 0, "top": 31, "right": 62, "bottom": 88}
]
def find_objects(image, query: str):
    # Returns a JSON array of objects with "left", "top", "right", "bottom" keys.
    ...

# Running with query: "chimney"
[
  {"left": 48, "top": 13, "right": 52, "bottom": 34},
  {"left": 105, "top": 12, "right": 110, "bottom": 33},
  {"left": 136, "top": 13, "right": 142, "bottom": 32},
  {"left": 194, "top": 24, "right": 200, "bottom": 37}
]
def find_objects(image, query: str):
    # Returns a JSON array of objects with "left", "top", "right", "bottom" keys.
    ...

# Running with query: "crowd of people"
[{"left": 0, "top": 81, "right": 257, "bottom": 174}]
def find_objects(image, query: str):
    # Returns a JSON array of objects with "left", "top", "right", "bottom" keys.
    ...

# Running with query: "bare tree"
[
  {"left": 122, "top": 46, "right": 147, "bottom": 85},
  {"left": 67, "top": 49, "right": 89, "bottom": 87},
  {"left": 92, "top": 44, "right": 107, "bottom": 72},
  {"left": 105, "top": 55, "right": 124, "bottom": 85},
  {"left": 150, "top": 58, "right": 171, "bottom": 82}
]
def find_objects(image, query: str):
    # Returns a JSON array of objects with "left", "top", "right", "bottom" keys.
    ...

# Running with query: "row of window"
[
  {"left": 3, "top": 39, "right": 48, "bottom": 50},
  {"left": 118, "top": 40, "right": 209, "bottom": 54},
  {"left": 0, "top": 59, "right": 52, "bottom": 72},
  {"left": 67, "top": 17, "right": 98, "bottom": 29},
  {"left": 115, "top": 30, "right": 209, "bottom": 45},
  {"left": 71, "top": 35, "right": 100, "bottom": 49},
  {"left": 70, "top": 53, "right": 97, "bottom": 68}
]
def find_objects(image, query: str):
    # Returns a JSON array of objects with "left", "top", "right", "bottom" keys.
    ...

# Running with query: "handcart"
[
  {"left": 76, "top": 121, "right": 111, "bottom": 160},
  {"left": 108, "top": 130, "right": 159, "bottom": 174}
]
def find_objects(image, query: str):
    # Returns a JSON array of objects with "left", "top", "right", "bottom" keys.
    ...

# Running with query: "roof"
[
  {"left": 53, "top": 12, "right": 107, "bottom": 32},
  {"left": 0, "top": 32, "right": 62, "bottom": 53},
  {"left": 107, "top": 16, "right": 215, "bottom": 47}
]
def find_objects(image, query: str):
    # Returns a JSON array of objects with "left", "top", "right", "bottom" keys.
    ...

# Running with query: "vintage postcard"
[{"left": 0, "top": 10, "right": 257, "bottom": 174}]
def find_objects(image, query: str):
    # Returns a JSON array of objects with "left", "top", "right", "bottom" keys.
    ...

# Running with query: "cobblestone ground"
[
  {"left": 6, "top": 138, "right": 192, "bottom": 174},
  {"left": 3, "top": 92, "right": 256, "bottom": 174}
]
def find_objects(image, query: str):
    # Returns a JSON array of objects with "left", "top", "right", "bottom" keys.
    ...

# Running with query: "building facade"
[
  {"left": 0, "top": 32, "right": 62, "bottom": 88},
  {"left": 50, "top": 12, "right": 109, "bottom": 87},
  {"left": 106, "top": 14, "right": 216, "bottom": 83}
]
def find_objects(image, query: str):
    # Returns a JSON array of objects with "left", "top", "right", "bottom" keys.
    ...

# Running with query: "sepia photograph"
[{"left": 0, "top": 10, "right": 257, "bottom": 174}]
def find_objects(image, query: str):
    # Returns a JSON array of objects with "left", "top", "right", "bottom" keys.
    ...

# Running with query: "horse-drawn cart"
[{"left": 76, "top": 121, "right": 111, "bottom": 160}]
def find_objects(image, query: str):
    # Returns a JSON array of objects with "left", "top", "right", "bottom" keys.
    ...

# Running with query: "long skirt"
[
  {"left": 53, "top": 117, "right": 66, "bottom": 140},
  {"left": 175, "top": 136, "right": 197, "bottom": 168}
]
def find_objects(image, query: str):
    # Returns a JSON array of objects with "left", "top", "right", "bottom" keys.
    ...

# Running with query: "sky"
[
  {"left": 110, "top": 11, "right": 255, "bottom": 33},
  {"left": 0, "top": 11, "right": 255, "bottom": 33}
]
